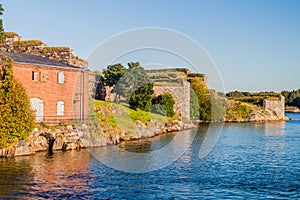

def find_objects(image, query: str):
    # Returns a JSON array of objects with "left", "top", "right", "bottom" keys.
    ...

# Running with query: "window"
[
  {"left": 40, "top": 71, "right": 48, "bottom": 82},
  {"left": 32, "top": 71, "right": 39, "bottom": 81},
  {"left": 57, "top": 72, "right": 65, "bottom": 84},
  {"left": 57, "top": 101, "right": 65, "bottom": 116}
]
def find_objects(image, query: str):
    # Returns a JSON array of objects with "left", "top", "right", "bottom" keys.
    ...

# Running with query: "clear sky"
[{"left": 2, "top": 0, "right": 300, "bottom": 92}]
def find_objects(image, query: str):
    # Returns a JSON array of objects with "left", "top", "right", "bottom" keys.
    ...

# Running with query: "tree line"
[{"left": 225, "top": 90, "right": 300, "bottom": 109}]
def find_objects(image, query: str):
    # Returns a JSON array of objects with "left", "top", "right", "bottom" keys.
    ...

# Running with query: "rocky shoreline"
[
  {"left": 0, "top": 113, "right": 291, "bottom": 158},
  {"left": 0, "top": 120, "right": 197, "bottom": 158},
  {"left": 285, "top": 106, "right": 300, "bottom": 113}
]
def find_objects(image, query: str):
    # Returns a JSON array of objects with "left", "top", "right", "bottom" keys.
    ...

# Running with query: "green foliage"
[
  {"left": 226, "top": 102, "right": 252, "bottom": 121},
  {"left": 126, "top": 62, "right": 154, "bottom": 111},
  {"left": 129, "top": 83, "right": 154, "bottom": 111},
  {"left": 151, "top": 93, "right": 175, "bottom": 117},
  {"left": 103, "top": 64, "right": 126, "bottom": 87},
  {"left": 0, "top": 55, "right": 35, "bottom": 148},
  {"left": 0, "top": 4, "right": 4, "bottom": 43},
  {"left": 282, "top": 89, "right": 300, "bottom": 108},
  {"left": 94, "top": 100, "right": 167, "bottom": 136},
  {"left": 189, "top": 77, "right": 211, "bottom": 121},
  {"left": 103, "top": 62, "right": 155, "bottom": 111},
  {"left": 13, "top": 40, "right": 44, "bottom": 46},
  {"left": 210, "top": 91, "right": 226, "bottom": 122},
  {"left": 227, "top": 90, "right": 281, "bottom": 99},
  {"left": 190, "top": 88, "right": 200, "bottom": 119},
  {"left": 226, "top": 91, "right": 248, "bottom": 98}
]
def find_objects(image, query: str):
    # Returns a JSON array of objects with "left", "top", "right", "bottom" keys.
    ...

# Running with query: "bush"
[
  {"left": 226, "top": 103, "right": 252, "bottom": 121},
  {"left": 0, "top": 55, "right": 35, "bottom": 148},
  {"left": 151, "top": 93, "right": 175, "bottom": 117},
  {"left": 188, "top": 77, "right": 211, "bottom": 121},
  {"left": 129, "top": 83, "right": 154, "bottom": 111}
]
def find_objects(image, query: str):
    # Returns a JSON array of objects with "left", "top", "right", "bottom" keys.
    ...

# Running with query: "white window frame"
[
  {"left": 57, "top": 101, "right": 65, "bottom": 116},
  {"left": 32, "top": 71, "right": 39, "bottom": 81},
  {"left": 57, "top": 72, "right": 65, "bottom": 84}
]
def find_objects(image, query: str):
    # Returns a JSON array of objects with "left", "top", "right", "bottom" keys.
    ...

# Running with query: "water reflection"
[
  {"left": 118, "top": 133, "right": 176, "bottom": 153},
  {"left": 0, "top": 157, "right": 33, "bottom": 198},
  {"left": 0, "top": 150, "right": 93, "bottom": 199},
  {"left": 253, "top": 122, "right": 285, "bottom": 136}
]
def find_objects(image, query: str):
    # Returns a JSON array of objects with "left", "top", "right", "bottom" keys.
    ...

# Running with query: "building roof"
[{"left": 1, "top": 52, "right": 81, "bottom": 70}]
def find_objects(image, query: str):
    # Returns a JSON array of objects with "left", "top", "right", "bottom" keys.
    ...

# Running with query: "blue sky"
[{"left": 2, "top": 0, "right": 300, "bottom": 92}]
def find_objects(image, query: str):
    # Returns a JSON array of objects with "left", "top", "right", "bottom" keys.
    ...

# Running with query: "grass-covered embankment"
[{"left": 92, "top": 99, "right": 175, "bottom": 142}]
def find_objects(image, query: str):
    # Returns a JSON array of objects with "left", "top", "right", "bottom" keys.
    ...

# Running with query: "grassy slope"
[
  {"left": 225, "top": 100, "right": 256, "bottom": 122},
  {"left": 92, "top": 100, "right": 170, "bottom": 137}
]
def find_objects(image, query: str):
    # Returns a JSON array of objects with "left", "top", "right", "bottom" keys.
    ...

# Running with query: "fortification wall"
[
  {"left": 0, "top": 32, "right": 87, "bottom": 68},
  {"left": 153, "top": 80, "right": 190, "bottom": 120},
  {"left": 263, "top": 96, "right": 285, "bottom": 119}
]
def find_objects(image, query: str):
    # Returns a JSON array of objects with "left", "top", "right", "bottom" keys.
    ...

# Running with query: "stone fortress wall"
[
  {"left": 89, "top": 68, "right": 208, "bottom": 121},
  {"left": 152, "top": 81, "right": 191, "bottom": 120},
  {"left": 146, "top": 68, "right": 207, "bottom": 121},
  {"left": 263, "top": 96, "right": 285, "bottom": 119},
  {"left": 0, "top": 32, "right": 87, "bottom": 68}
]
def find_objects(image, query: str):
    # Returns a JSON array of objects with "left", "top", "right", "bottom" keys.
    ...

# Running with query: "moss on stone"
[
  {"left": 4, "top": 32, "right": 19, "bottom": 38},
  {"left": 42, "top": 46, "right": 71, "bottom": 52},
  {"left": 13, "top": 40, "right": 44, "bottom": 46}
]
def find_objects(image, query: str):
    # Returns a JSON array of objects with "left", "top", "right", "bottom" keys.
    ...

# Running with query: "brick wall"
[{"left": 13, "top": 63, "right": 88, "bottom": 123}]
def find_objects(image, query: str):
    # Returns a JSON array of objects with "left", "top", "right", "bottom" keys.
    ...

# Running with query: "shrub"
[
  {"left": 151, "top": 93, "right": 175, "bottom": 117},
  {"left": 0, "top": 55, "right": 35, "bottom": 148},
  {"left": 226, "top": 103, "right": 252, "bottom": 121},
  {"left": 188, "top": 77, "right": 211, "bottom": 120},
  {"left": 129, "top": 83, "right": 154, "bottom": 111}
]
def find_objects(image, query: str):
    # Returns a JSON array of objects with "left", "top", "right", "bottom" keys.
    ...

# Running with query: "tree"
[
  {"left": 103, "top": 64, "right": 126, "bottom": 87},
  {"left": 151, "top": 93, "right": 175, "bottom": 117},
  {"left": 0, "top": 55, "right": 35, "bottom": 148},
  {"left": 114, "top": 62, "right": 154, "bottom": 110},
  {"left": 103, "top": 64, "right": 126, "bottom": 102},
  {"left": 126, "top": 62, "right": 154, "bottom": 111},
  {"left": 129, "top": 83, "right": 154, "bottom": 111},
  {"left": 0, "top": 4, "right": 4, "bottom": 43}
]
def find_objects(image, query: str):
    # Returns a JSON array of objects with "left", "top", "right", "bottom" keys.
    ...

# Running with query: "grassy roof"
[
  {"left": 13, "top": 40, "right": 44, "bottom": 46},
  {"left": 42, "top": 46, "right": 71, "bottom": 52},
  {"left": 4, "top": 32, "right": 19, "bottom": 38}
]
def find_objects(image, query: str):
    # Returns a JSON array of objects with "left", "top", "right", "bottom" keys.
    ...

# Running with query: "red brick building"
[{"left": 6, "top": 52, "right": 89, "bottom": 123}]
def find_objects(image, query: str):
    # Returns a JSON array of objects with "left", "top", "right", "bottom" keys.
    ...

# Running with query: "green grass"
[
  {"left": 226, "top": 101, "right": 253, "bottom": 121},
  {"left": 93, "top": 100, "right": 170, "bottom": 136}
]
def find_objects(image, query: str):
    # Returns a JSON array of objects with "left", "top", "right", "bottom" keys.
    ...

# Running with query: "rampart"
[
  {"left": 153, "top": 80, "right": 191, "bottom": 120},
  {"left": 0, "top": 32, "right": 87, "bottom": 68}
]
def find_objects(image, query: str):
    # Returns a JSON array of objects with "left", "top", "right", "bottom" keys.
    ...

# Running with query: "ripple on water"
[{"left": 0, "top": 117, "right": 300, "bottom": 199}]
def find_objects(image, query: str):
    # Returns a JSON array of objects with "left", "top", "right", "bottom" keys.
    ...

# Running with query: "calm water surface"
[{"left": 0, "top": 113, "right": 299, "bottom": 199}]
